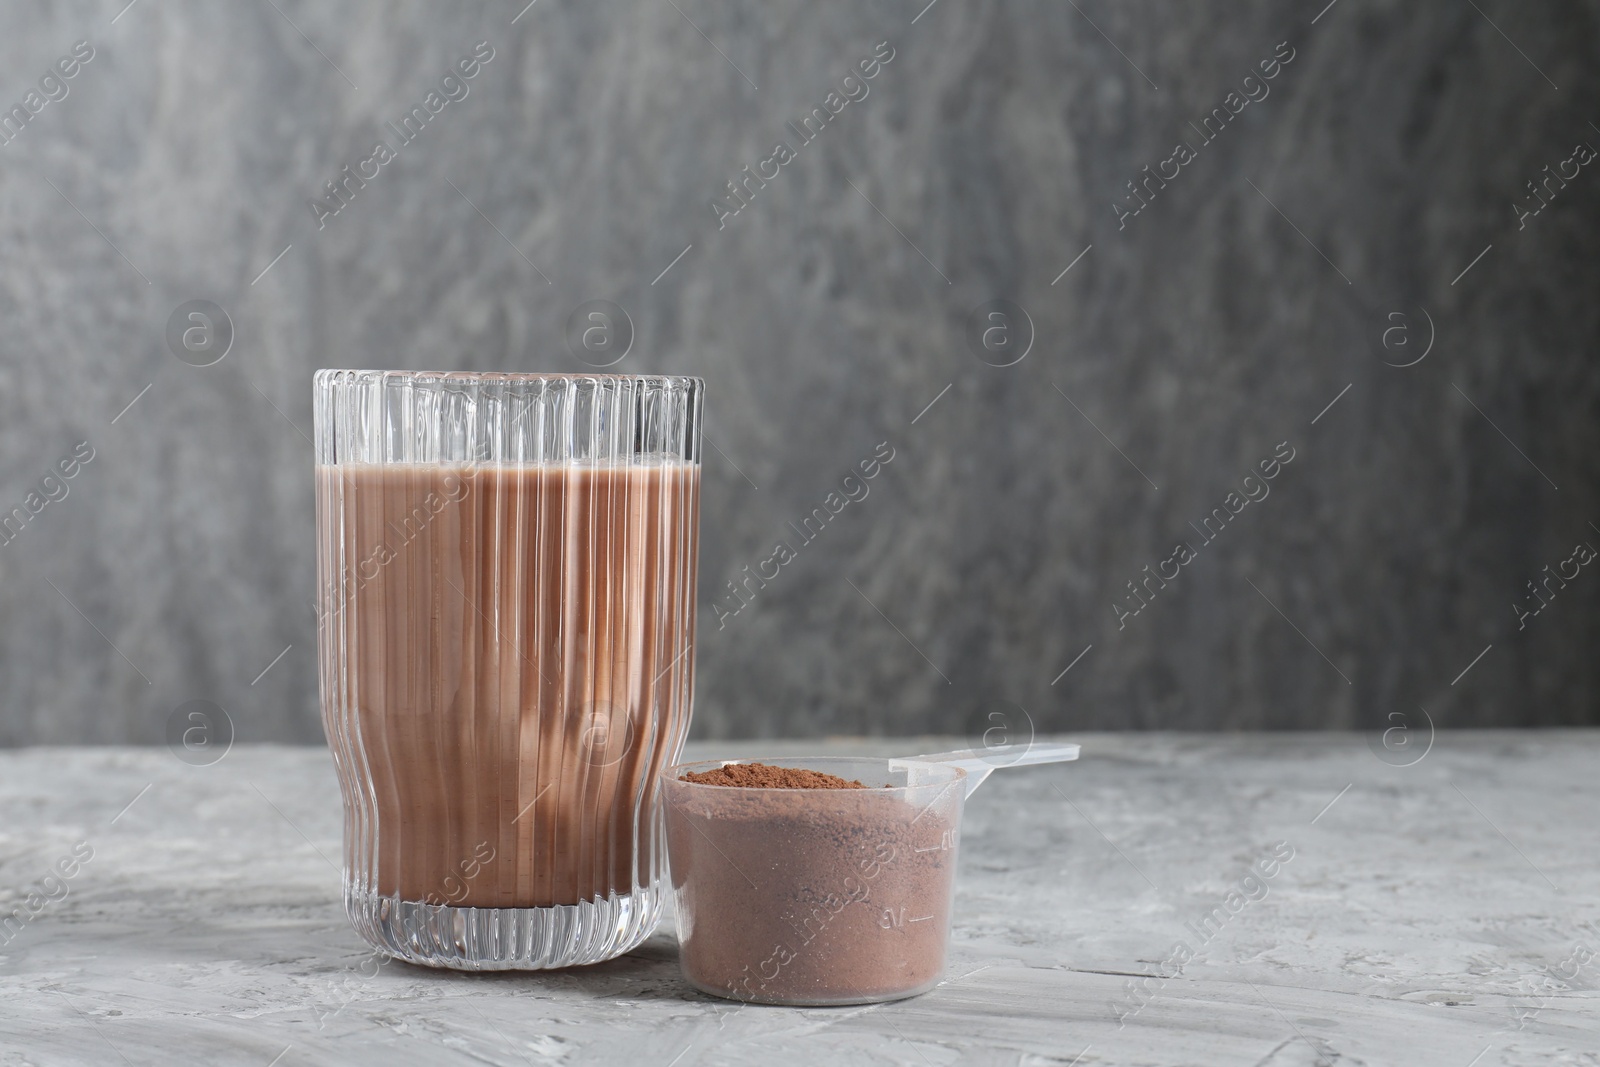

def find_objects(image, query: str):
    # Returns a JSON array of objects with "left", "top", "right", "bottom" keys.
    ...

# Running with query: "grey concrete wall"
[{"left": 1, "top": 0, "right": 1596, "bottom": 746}]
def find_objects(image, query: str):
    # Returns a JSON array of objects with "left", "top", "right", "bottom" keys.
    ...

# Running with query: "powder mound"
[{"left": 682, "top": 762, "right": 866, "bottom": 790}]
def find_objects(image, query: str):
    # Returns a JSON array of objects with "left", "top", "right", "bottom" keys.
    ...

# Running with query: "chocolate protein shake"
[{"left": 316, "top": 461, "right": 699, "bottom": 911}]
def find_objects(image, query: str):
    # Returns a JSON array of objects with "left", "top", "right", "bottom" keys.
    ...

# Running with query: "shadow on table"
[{"left": 375, "top": 929, "right": 713, "bottom": 1004}]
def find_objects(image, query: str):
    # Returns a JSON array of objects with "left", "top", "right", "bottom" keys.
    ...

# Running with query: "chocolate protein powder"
[
  {"left": 681, "top": 763, "right": 865, "bottom": 790},
  {"left": 664, "top": 761, "right": 963, "bottom": 1005}
]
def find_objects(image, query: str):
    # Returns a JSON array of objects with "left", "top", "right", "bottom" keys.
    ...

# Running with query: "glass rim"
[
  {"left": 314, "top": 368, "right": 702, "bottom": 385},
  {"left": 663, "top": 756, "right": 967, "bottom": 793}
]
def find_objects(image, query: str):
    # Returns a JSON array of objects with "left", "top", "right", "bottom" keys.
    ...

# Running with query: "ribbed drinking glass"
[{"left": 313, "top": 370, "right": 702, "bottom": 969}]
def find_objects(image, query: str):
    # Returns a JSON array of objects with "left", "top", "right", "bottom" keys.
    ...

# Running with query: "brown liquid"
[{"left": 316, "top": 462, "right": 699, "bottom": 908}]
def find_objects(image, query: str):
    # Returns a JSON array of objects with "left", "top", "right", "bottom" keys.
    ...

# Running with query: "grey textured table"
[{"left": 1, "top": 734, "right": 1595, "bottom": 1066}]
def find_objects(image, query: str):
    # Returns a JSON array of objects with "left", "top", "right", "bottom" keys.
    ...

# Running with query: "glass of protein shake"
[{"left": 313, "top": 371, "right": 702, "bottom": 969}]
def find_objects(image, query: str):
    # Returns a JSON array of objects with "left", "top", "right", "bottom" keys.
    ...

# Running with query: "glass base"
[{"left": 346, "top": 882, "right": 665, "bottom": 970}]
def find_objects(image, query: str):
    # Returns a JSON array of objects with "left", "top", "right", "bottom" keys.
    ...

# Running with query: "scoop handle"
[{"left": 899, "top": 742, "right": 1080, "bottom": 798}]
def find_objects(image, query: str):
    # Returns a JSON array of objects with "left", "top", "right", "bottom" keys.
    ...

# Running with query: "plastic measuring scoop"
[
  {"left": 889, "top": 742, "right": 1081, "bottom": 798},
  {"left": 661, "top": 743, "right": 1082, "bottom": 1006}
]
